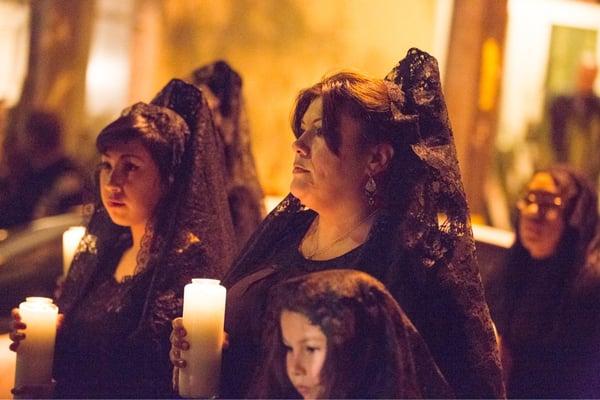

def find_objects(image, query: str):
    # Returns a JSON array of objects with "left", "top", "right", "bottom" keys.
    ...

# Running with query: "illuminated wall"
[
  {"left": 129, "top": 0, "right": 450, "bottom": 196},
  {"left": 0, "top": 1, "right": 28, "bottom": 107}
]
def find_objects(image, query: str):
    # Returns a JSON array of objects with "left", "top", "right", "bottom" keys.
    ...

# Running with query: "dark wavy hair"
[
  {"left": 291, "top": 71, "right": 416, "bottom": 153},
  {"left": 250, "top": 269, "right": 420, "bottom": 399},
  {"left": 96, "top": 102, "right": 190, "bottom": 187},
  {"left": 290, "top": 71, "right": 420, "bottom": 208}
]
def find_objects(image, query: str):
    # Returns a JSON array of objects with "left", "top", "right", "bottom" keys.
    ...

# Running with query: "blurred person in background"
[
  {"left": 487, "top": 165, "right": 600, "bottom": 398},
  {"left": 189, "top": 60, "right": 266, "bottom": 247},
  {"left": 0, "top": 110, "right": 87, "bottom": 228}
]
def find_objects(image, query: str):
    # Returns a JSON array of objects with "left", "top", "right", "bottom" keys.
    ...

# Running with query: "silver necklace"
[{"left": 304, "top": 209, "right": 378, "bottom": 260}]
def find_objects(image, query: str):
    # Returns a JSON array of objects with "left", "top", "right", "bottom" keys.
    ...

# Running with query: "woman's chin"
[
  {"left": 109, "top": 217, "right": 131, "bottom": 227},
  {"left": 290, "top": 183, "right": 308, "bottom": 204},
  {"left": 105, "top": 211, "right": 131, "bottom": 227}
]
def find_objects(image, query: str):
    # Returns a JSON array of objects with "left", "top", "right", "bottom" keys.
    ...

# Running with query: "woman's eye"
[
  {"left": 98, "top": 161, "right": 112, "bottom": 171},
  {"left": 306, "top": 346, "right": 319, "bottom": 353},
  {"left": 124, "top": 162, "right": 139, "bottom": 172},
  {"left": 283, "top": 344, "right": 293, "bottom": 353},
  {"left": 313, "top": 127, "right": 323, "bottom": 136}
]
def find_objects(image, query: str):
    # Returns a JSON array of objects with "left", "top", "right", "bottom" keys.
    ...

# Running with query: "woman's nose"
[
  {"left": 521, "top": 202, "right": 543, "bottom": 219},
  {"left": 289, "top": 353, "right": 306, "bottom": 376},
  {"left": 106, "top": 169, "right": 124, "bottom": 191},
  {"left": 292, "top": 135, "right": 310, "bottom": 157}
]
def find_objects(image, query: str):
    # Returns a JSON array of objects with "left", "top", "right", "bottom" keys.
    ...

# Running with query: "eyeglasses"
[{"left": 516, "top": 191, "right": 564, "bottom": 220}]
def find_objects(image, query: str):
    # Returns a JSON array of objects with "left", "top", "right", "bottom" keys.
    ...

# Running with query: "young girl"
[{"left": 250, "top": 269, "right": 451, "bottom": 399}]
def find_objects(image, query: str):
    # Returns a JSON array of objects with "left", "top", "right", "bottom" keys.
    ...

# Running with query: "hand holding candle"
[
  {"left": 178, "top": 279, "right": 226, "bottom": 399},
  {"left": 13, "top": 297, "right": 59, "bottom": 396},
  {"left": 62, "top": 226, "right": 85, "bottom": 275}
]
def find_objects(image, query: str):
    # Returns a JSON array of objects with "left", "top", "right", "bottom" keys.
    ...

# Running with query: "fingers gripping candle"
[
  {"left": 179, "top": 279, "right": 226, "bottom": 398},
  {"left": 14, "top": 297, "right": 59, "bottom": 390}
]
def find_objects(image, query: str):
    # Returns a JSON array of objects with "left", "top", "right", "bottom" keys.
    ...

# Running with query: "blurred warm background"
[
  {"left": 2, "top": 0, "right": 599, "bottom": 226},
  {"left": 1, "top": 0, "right": 600, "bottom": 395}
]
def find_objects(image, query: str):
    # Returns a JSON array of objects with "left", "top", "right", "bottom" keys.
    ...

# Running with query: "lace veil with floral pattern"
[
  {"left": 223, "top": 48, "right": 504, "bottom": 398},
  {"left": 58, "top": 78, "right": 236, "bottom": 340},
  {"left": 188, "top": 61, "right": 265, "bottom": 247}
]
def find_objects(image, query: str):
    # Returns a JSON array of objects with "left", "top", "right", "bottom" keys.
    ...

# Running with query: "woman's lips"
[
  {"left": 107, "top": 199, "right": 125, "bottom": 207},
  {"left": 295, "top": 385, "right": 310, "bottom": 396},
  {"left": 521, "top": 220, "right": 543, "bottom": 238},
  {"left": 293, "top": 165, "right": 309, "bottom": 173}
]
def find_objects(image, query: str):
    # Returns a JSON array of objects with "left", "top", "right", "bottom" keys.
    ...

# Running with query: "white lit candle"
[
  {"left": 62, "top": 226, "right": 85, "bottom": 275},
  {"left": 179, "top": 279, "right": 226, "bottom": 399},
  {"left": 14, "top": 297, "right": 59, "bottom": 390}
]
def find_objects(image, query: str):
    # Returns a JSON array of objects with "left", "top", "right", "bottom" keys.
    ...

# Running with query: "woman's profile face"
[
  {"left": 99, "top": 139, "right": 163, "bottom": 228},
  {"left": 518, "top": 172, "right": 565, "bottom": 259},
  {"left": 290, "top": 97, "right": 370, "bottom": 212},
  {"left": 281, "top": 310, "right": 327, "bottom": 399}
]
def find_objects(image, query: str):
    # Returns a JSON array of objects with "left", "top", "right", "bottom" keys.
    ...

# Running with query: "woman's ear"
[{"left": 366, "top": 143, "right": 394, "bottom": 175}]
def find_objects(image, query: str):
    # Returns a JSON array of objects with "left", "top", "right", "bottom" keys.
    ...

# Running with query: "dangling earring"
[{"left": 365, "top": 174, "right": 377, "bottom": 206}]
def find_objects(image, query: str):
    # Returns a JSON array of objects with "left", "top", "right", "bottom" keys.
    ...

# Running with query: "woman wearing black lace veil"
[
  {"left": 486, "top": 165, "right": 600, "bottom": 398},
  {"left": 11, "top": 79, "right": 235, "bottom": 398},
  {"left": 188, "top": 61, "right": 266, "bottom": 247},
  {"left": 171, "top": 48, "right": 504, "bottom": 398}
]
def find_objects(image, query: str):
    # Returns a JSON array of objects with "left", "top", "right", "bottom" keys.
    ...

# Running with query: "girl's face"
[
  {"left": 290, "top": 97, "right": 371, "bottom": 212},
  {"left": 281, "top": 310, "right": 327, "bottom": 400},
  {"left": 99, "top": 139, "right": 163, "bottom": 229},
  {"left": 517, "top": 172, "right": 565, "bottom": 259}
]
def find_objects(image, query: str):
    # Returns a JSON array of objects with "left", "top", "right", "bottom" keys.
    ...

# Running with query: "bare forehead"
[
  {"left": 301, "top": 97, "right": 323, "bottom": 126},
  {"left": 528, "top": 172, "right": 559, "bottom": 194},
  {"left": 102, "top": 139, "right": 150, "bottom": 159}
]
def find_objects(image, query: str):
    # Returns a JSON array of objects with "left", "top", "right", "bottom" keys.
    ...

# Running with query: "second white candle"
[{"left": 179, "top": 279, "right": 226, "bottom": 399}]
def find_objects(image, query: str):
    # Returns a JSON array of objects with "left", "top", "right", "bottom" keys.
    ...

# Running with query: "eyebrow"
[
  {"left": 298, "top": 337, "right": 325, "bottom": 344},
  {"left": 301, "top": 117, "right": 322, "bottom": 127},
  {"left": 102, "top": 152, "right": 145, "bottom": 161}
]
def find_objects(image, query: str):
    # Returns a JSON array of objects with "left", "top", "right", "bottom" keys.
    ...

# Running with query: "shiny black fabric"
[
  {"left": 487, "top": 165, "right": 600, "bottom": 398},
  {"left": 54, "top": 79, "right": 236, "bottom": 398},
  {"left": 222, "top": 49, "right": 504, "bottom": 398},
  {"left": 188, "top": 61, "right": 265, "bottom": 247}
]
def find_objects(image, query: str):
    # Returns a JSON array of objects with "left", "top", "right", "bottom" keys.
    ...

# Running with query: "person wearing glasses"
[{"left": 486, "top": 165, "right": 600, "bottom": 398}]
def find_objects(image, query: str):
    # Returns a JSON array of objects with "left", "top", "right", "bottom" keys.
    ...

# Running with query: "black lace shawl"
[
  {"left": 251, "top": 269, "right": 452, "bottom": 399},
  {"left": 487, "top": 165, "right": 600, "bottom": 397},
  {"left": 188, "top": 61, "right": 266, "bottom": 247},
  {"left": 55, "top": 79, "right": 236, "bottom": 397},
  {"left": 223, "top": 48, "right": 504, "bottom": 398}
]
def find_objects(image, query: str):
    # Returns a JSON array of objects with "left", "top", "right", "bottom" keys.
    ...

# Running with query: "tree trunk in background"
[
  {"left": 444, "top": 0, "right": 507, "bottom": 223},
  {"left": 8, "top": 0, "right": 94, "bottom": 153}
]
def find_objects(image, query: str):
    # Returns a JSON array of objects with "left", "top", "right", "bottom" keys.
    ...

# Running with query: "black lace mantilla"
[
  {"left": 55, "top": 79, "right": 236, "bottom": 397},
  {"left": 188, "top": 61, "right": 266, "bottom": 247},
  {"left": 224, "top": 48, "right": 505, "bottom": 398}
]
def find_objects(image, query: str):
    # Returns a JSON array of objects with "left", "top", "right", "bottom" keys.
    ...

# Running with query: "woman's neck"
[
  {"left": 304, "top": 201, "right": 377, "bottom": 260},
  {"left": 318, "top": 202, "right": 373, "bottom": 239},
  {"left": 112, "top": 223, "right": 147, "bottom": 282},
  {"left": 130, "top": 224, "right": 146, "bottom": 254}
]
